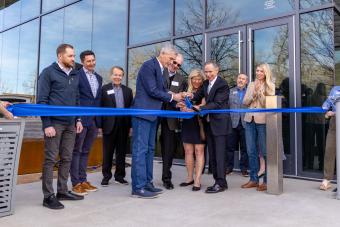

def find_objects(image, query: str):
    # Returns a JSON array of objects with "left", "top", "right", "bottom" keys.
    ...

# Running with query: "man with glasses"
[
  {"left": 131, "top": 44, "right": 184, "bottom": 198},
  {"left": 160, "top": 54, "right": 186, "bottom": 190}
]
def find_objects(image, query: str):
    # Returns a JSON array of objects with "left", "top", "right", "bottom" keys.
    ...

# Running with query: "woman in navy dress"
[{"left": 180, "top": 69, "right": 206, "bottom": 191}]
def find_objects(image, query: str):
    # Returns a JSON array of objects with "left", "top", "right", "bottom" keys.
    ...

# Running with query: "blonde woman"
[
  {"left": 180, "top": 69, "right": 206, "bottom": 191},
  {"left": 241, "top": 63, "right": 275, "bottom": 192}
]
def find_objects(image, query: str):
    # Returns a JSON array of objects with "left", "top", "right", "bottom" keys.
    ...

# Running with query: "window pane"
[
  {"left": 1, "top": 27, "right": 19, "bottom": 94},
  {"left": 207, "top": 0, "right": 295, "bottom": 29},
  {"left": 64, "top": 0, "right": 92, "bottom": 62},
  {"left": 39, "top": 9, "right": 64, "bottom": 72},
  {"left": 300, "top": 9, "right": 334, "bottom": 172},
  {"left": 300, "top": 0, "right": 332, "bottom": 9},
  {"left": 128, "top": 42, "right": 169, "bottom": 92},
  {"left": 3, "top": 0, "right": 20, "bottom": 29},
  {"left": 175, "top": 0, "right": 203, "bottom": 35},
  {"left": 0, "top": 0, "right": 4, "bottom": 31},
  {"left": 129, "top": 0, "right": 171, "bottom": 45},
  {"left": 42, "top": 0, "right": 64, "bottom": 13},
  {"left": 174, "top": 35, "right": 203, "bottom": 77},
  {"left": 21, "top": 0, "right": 40, "bottom": 22},
  {"left": 93, "top": 0, "right": 127, "bottom": 83},
  {"left": 18, "top": 19, "right": 39, "bottom": 96}
]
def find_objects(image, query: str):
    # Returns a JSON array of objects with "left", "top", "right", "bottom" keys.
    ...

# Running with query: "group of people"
[{"left": 35, "top": 43, "right": 277, "bottom": 209}]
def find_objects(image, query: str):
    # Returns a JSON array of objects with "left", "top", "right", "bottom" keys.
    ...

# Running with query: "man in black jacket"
[
  {"left": 99, "top": 66, "right": 133, "bottom": 186},
  {"left": 37, "top": 44, "right": 84, "bottom": 209},
  {"left": 190, "top": 61, "right": 232, "bottom": 193}
]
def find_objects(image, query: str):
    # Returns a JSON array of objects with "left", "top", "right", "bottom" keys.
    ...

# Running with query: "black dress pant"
[
  {"left": 160, "top": 119, "right": 178, "bottom": 183},
  {"left": 102, "top": 120, "right": 128, "bottom": 181},
  {"left": 206, "top": 124, "right": 228, "bottom": 187}
]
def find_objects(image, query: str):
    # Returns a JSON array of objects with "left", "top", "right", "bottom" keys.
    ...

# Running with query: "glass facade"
[{"left": 0, "top": 0, "right": 338, "bottom": 179}]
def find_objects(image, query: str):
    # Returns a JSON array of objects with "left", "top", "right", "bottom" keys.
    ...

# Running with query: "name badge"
[
  {"left": 232, "top": 91, "right": 238, "bottom": 94},
  {"left": 171, "top": 81, "right": 179, "bottom": 87},
  {"left": 107, "top": 89, "right": 115, "bottom": 95}
]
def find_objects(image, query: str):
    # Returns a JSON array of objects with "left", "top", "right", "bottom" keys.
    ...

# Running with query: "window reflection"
[
  {"left": 3, "top": 0, "right": 20, "bottom": 29},
  {"left": 39, "top": 9, "right": 64, "bottom": 72},
  {"left": 64, "top": 0, "right": 92, "bottom": 62},
  {"left": 300, "top": 0, "right": 332, "bottom": 9},
  {"left": 175, "top": 0, "right": 204, "bottom": 35},
  {"left": 128, "top": 42, "right": 169, "bottom": 93},
  {"left": 300, "top": 9, "right": 334, "bottom": 172},
  {"left": 42, "top": 0, "right": 64, "bottom": 13},
  {"left": 1, "top": 27, "right": 19, "bottom": 94},
  {"left": 18, "top": 19, "right": 39, "bottom": 96},
  {"left": 93, "top": 0, "right": 127, "bottom": 84},
  {"left": 21, "top": 0, "right": 40, "bottom": 22},
  {"left": 174, "top": 35, "right": 203, "bottom": 77},
  {"left": 129, "top": 0, "right": 171, "bottom": 45},
  {"left": 207, "top": 0, "right": 295, "bottom": 29}
]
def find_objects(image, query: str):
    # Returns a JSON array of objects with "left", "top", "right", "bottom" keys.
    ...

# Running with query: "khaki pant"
[{"left": 323, "top": 117, "right": 336, "bottom": 180}]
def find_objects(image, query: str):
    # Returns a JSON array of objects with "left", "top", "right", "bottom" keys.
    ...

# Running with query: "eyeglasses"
[{"left": 172, "top": 60, "right": 181, "bottom": 68}]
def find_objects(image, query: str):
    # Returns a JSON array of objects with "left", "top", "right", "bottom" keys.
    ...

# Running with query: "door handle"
[
  {"left": 248, "top": 28, "right": 253, "bottom": 81},
  {"left": 238, "top": 30, "right": 243, "bottom": 74}
]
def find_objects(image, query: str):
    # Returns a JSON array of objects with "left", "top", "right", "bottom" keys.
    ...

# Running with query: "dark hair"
[
  {"left": 204, "top": 60, "right": 220, "bottom": 70},
  {"left": 56, "top": 43, "right": 74, "bottom": 56},
  {"left": 110, "top": 66, "right": 125, "bottom": 76},
  {"left": 80, "top": 50, "right": 96, "bottom": 62}
]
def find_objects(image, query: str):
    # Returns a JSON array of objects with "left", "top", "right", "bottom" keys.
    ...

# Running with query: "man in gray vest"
[{"left": 226, "top": 74, "right": 249, "bottom": 177}]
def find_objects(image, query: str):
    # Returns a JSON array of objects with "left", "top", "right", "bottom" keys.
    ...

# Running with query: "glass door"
[{"left": 247, "top": 17, "right": 295, "bottom": 175}]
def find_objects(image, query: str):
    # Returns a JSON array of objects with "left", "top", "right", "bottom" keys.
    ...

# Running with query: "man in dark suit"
[
  {"left": 160, "top": 53, "right": 186, "bottom": 190},
  {"left": 191, "top": 61, "right": 232, "bottom": 193},
  {"left": 99, "top": 66, "right": 133, "bottom": 187},
  {"left": 70, "top": 50, "right": 103, "bottom": 196},
  {"left": 131, "top": 44, "right": 184, "bottom": 198}
]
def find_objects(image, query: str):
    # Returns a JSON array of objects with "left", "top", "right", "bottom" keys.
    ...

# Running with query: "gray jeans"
[{"left": 42, "top": 124, "right": 76, "bottom": 198}]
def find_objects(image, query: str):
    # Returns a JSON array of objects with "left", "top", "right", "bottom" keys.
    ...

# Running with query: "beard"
[{"left": 63, "top": 60, "right": 75, "bottom": 68}]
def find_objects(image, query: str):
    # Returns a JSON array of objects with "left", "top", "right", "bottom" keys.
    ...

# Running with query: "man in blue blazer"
[
  {"left": 131, "top": 44, "right": 184, "bottom": 198},
  {"left": 70, "top": 50, "right": 103, "bottom": 196}
]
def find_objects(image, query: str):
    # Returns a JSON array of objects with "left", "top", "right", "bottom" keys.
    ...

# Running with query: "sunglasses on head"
[{"left": 172, "top": 60, "right": 181, "bottom": 67}]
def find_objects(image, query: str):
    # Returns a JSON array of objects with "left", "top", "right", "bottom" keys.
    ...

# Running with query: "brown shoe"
[
  {"left": 241, "top": 181, "right": 259, "bottom": 189},
  {"left": 82, "top": 181, "right": 98, "bottom": 192},
  {"left": 72, "top": 183, "right": 88, "bottom": 196},
  {"left": 257, "top": 183, "right": 267, "bottom": 191}
]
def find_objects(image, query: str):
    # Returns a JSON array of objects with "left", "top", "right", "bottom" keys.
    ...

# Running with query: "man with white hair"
[{"left": 131, "top": 44, "right": 184, "bottom": 198}]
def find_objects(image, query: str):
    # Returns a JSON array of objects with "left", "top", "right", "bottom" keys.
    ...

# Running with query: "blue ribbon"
[{"left": 6, "top": 104, "right": 326, "bottom": 118}]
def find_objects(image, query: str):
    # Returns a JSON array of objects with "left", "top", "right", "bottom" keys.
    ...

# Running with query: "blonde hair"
[
  {"left": 187, "top": 69, "right": 205, "bottom": 93},
  {"left": 257, "top": 63, "right": 275, "bottom": 95}
]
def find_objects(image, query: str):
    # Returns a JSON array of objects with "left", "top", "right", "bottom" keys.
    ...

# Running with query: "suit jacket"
[
  {"left": 229, "top": 86, "right": 247, "bottom": 128},
  {"left": 193, "top": 76, "right": 232, "bottom": 136},
  {"left": 78, "top": 68, "right": 103, "bottom": 127},
  {"left": 162, "top": 69, "right": 186, "bottom": 130},
  {"left": 132, "top": 57, "right": 172, "bottom": 121},
  {"left": 100, "top": 83, "right": 133, "bottom": 135}
]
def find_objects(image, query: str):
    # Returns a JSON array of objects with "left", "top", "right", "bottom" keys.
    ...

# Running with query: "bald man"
[{"left": 226, "top": 74, "right": 249, "bottom": 177}]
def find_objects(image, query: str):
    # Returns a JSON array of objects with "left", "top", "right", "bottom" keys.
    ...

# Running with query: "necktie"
[
  {"left": 89, "top": 74, "right": 97, "bottom": 97},
  {"left": 208, "top": 83, "right": 212, "bottom": 94}
]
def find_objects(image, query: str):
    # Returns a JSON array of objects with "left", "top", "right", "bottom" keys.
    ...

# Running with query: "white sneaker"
[{"left": 319, "top": 179, "right": 332, "bottom": 191}]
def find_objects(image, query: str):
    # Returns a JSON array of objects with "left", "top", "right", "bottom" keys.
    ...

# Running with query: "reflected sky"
[
  {"left": 129, "top": 0, "right": 171, "bottom": 45},
  {"left": 207, "top": 0, "right": 295, "bottom": 29},
  {"left": 300, "top": 0, "right": 332, "bottom": 9},
  {"left": 42, "top": 0, "right": 64, "bottom": 13},
  {"left": 175, "top": 0, "right": 204, "bottom": 35}
]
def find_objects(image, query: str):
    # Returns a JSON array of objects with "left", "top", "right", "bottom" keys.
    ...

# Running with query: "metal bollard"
[
  {"left": 336, "top": 101, "right": 340, "bottom": 200},
  {"left": 266, "top": 96, "right": 283, "bottom": 195}
]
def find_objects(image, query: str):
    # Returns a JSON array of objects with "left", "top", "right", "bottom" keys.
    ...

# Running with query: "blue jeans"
[
  {"left": 131, "top": 117, "right": 157, "bottom": 192},
  {"left": 245, "top": 121, "right": 266, "bottom": 183}
]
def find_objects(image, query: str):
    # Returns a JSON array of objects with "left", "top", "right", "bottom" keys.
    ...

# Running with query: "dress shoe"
[
  {"left": 225, "top": 168, "right": 233, "bottom": 175},
  {"left": 115, "top": 178, "right": 129, "bottom": 185},
  {"left": 132, "top": 188, "right": 158, "bottom": 199},
  {"left": 241, "top": 170, "right": 249, "bottom": 177},
  {"left": 333, "top": 188, "right": 338, "bottom": 192},
  {"left": 101, "top": 178, "right": 110, "bottom": 187},
  {"left": 163, "top": 181, "right": 174, "bottom": 190},
  {"left": 205, "top": 184, "right": 226, "bottom": 193},
  {"left": 179, "top": 180, "right": 194, "bottom": 187},
  {"left": 145, "top": 183, "right": 163, "bottom": 194},
  {"left": 258, "top": 170, "right": 265, "bottom": 178},
  {"left": 56, "top": 191, "right": 84, "bottom": 200},
  {"left": 43, "top": 194, "right": 64, "bottom": 210},
  {"left": 241, "top": 181, "right": 259, "bottom": 189},
  {"left": 257, "top": 183, "right": 267, "bottom": 191},
  {"left": 192, "top": 185, "right": 201, "bottom": 191}
]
